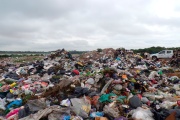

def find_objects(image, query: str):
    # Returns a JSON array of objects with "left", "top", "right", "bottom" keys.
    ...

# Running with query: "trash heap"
[{"left": 0, "top": 48, "right": 180, "bottom": 120}]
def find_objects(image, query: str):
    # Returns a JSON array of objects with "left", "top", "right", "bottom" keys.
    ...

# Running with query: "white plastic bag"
[
  {"left": 131, "top": 107, "right": 154, "bottom": 120},
  {"left": 0, "top": 98, "right": 6, "bottom": 110},
  {"left": 70, "top": 96, "right": 91, "bottom": 118}
]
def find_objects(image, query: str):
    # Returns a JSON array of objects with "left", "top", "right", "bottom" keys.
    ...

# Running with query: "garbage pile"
[{"left": 0, "top": 48, "right": 180, "bottom": 120}]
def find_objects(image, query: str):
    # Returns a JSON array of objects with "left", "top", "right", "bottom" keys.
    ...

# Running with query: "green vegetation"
[
  {"left": 69, "top": 50, "right": 88, "bottom": 54},
  {"left": 132, "top": 46, "right": 180, "bottom": 54},
  {"left": 13, "top": 56, "right": 43, "bottom": 63},
  {"left": 1, "top": 46, "right": 180, "bottom": 58},
  {"left": 0, "top": 54, "right": 44, "bottom": 58},
  {"left": 0, "top": 50, "right": 87, "bottom": 59},
  {"left": 97, "top": 48, "right": 103, "bottom": 52}
]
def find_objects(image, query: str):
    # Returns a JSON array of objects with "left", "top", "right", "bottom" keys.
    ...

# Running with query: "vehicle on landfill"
[{"left": 149, "top": 50, "right": 173, "bottom": 60}]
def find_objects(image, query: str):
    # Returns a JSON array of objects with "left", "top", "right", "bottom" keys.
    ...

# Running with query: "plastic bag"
[
  {"left": 103, "top": 105, "right": 120, "bottom": 118},
  {"left": 173, "top": 84, "right": 180, "bottom": 91},
  {"left": 27, "top": 98, "right": 47, "bottom": 112},
  {"left": 60, "top": 99, "right": 71, "bottom": 107},
  {"left": 99, "top": 93, "right": 117, "bottom": 103},
  {"left": 0, "top": 98, "right": 6, "bottom": 110},
  {"left": 160, "top": 101, "right": 177, "bottom": 109},
  {"left": 70, "top": 96, "right": 91, "bottom": 118},
  {"left": 6, "top": 108, "right": 20, "bottom": 119},
  {"left": 131, "top": 107, "right": 154, "bottom": 120},
  {"left": 7, "top": 98, "right": 22, "bottom": 109}
]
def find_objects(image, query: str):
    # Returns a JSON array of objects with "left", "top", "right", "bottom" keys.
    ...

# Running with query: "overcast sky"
[{"left": 0, "top": 0, "right": 180, "bottom": 51}]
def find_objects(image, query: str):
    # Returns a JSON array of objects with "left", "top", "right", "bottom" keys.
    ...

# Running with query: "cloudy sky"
[{"left": 0, "top": 0, "right": 180, "bottom": 51}]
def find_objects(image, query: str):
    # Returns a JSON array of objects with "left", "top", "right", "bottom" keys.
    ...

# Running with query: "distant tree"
[
  {"left": 133, "top": 46, "right": 169, "bottom": 54},
  {"left": 97, "top": 48, "right": 102, "bottom": 52}
]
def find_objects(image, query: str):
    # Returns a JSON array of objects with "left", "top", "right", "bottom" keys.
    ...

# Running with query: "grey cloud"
[
  {"left": 0, "top": 0, "right": 86, "bottom": 19},
  {"left": 0, "top": 0, "right": 179, "bottom": 51}
]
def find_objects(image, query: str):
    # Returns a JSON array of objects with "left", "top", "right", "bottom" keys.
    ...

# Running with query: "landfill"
[{"left": 0, "top": 48, "right": 180, "bottom": 120}]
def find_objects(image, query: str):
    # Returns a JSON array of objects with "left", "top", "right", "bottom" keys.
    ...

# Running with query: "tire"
[{"left": 152, "top": 56, "right": 157, "bottom": 61}]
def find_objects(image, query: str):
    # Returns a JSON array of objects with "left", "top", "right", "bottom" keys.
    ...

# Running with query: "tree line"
[{"left": 132, "top": 46, "right": 180, "bottom": 54}]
